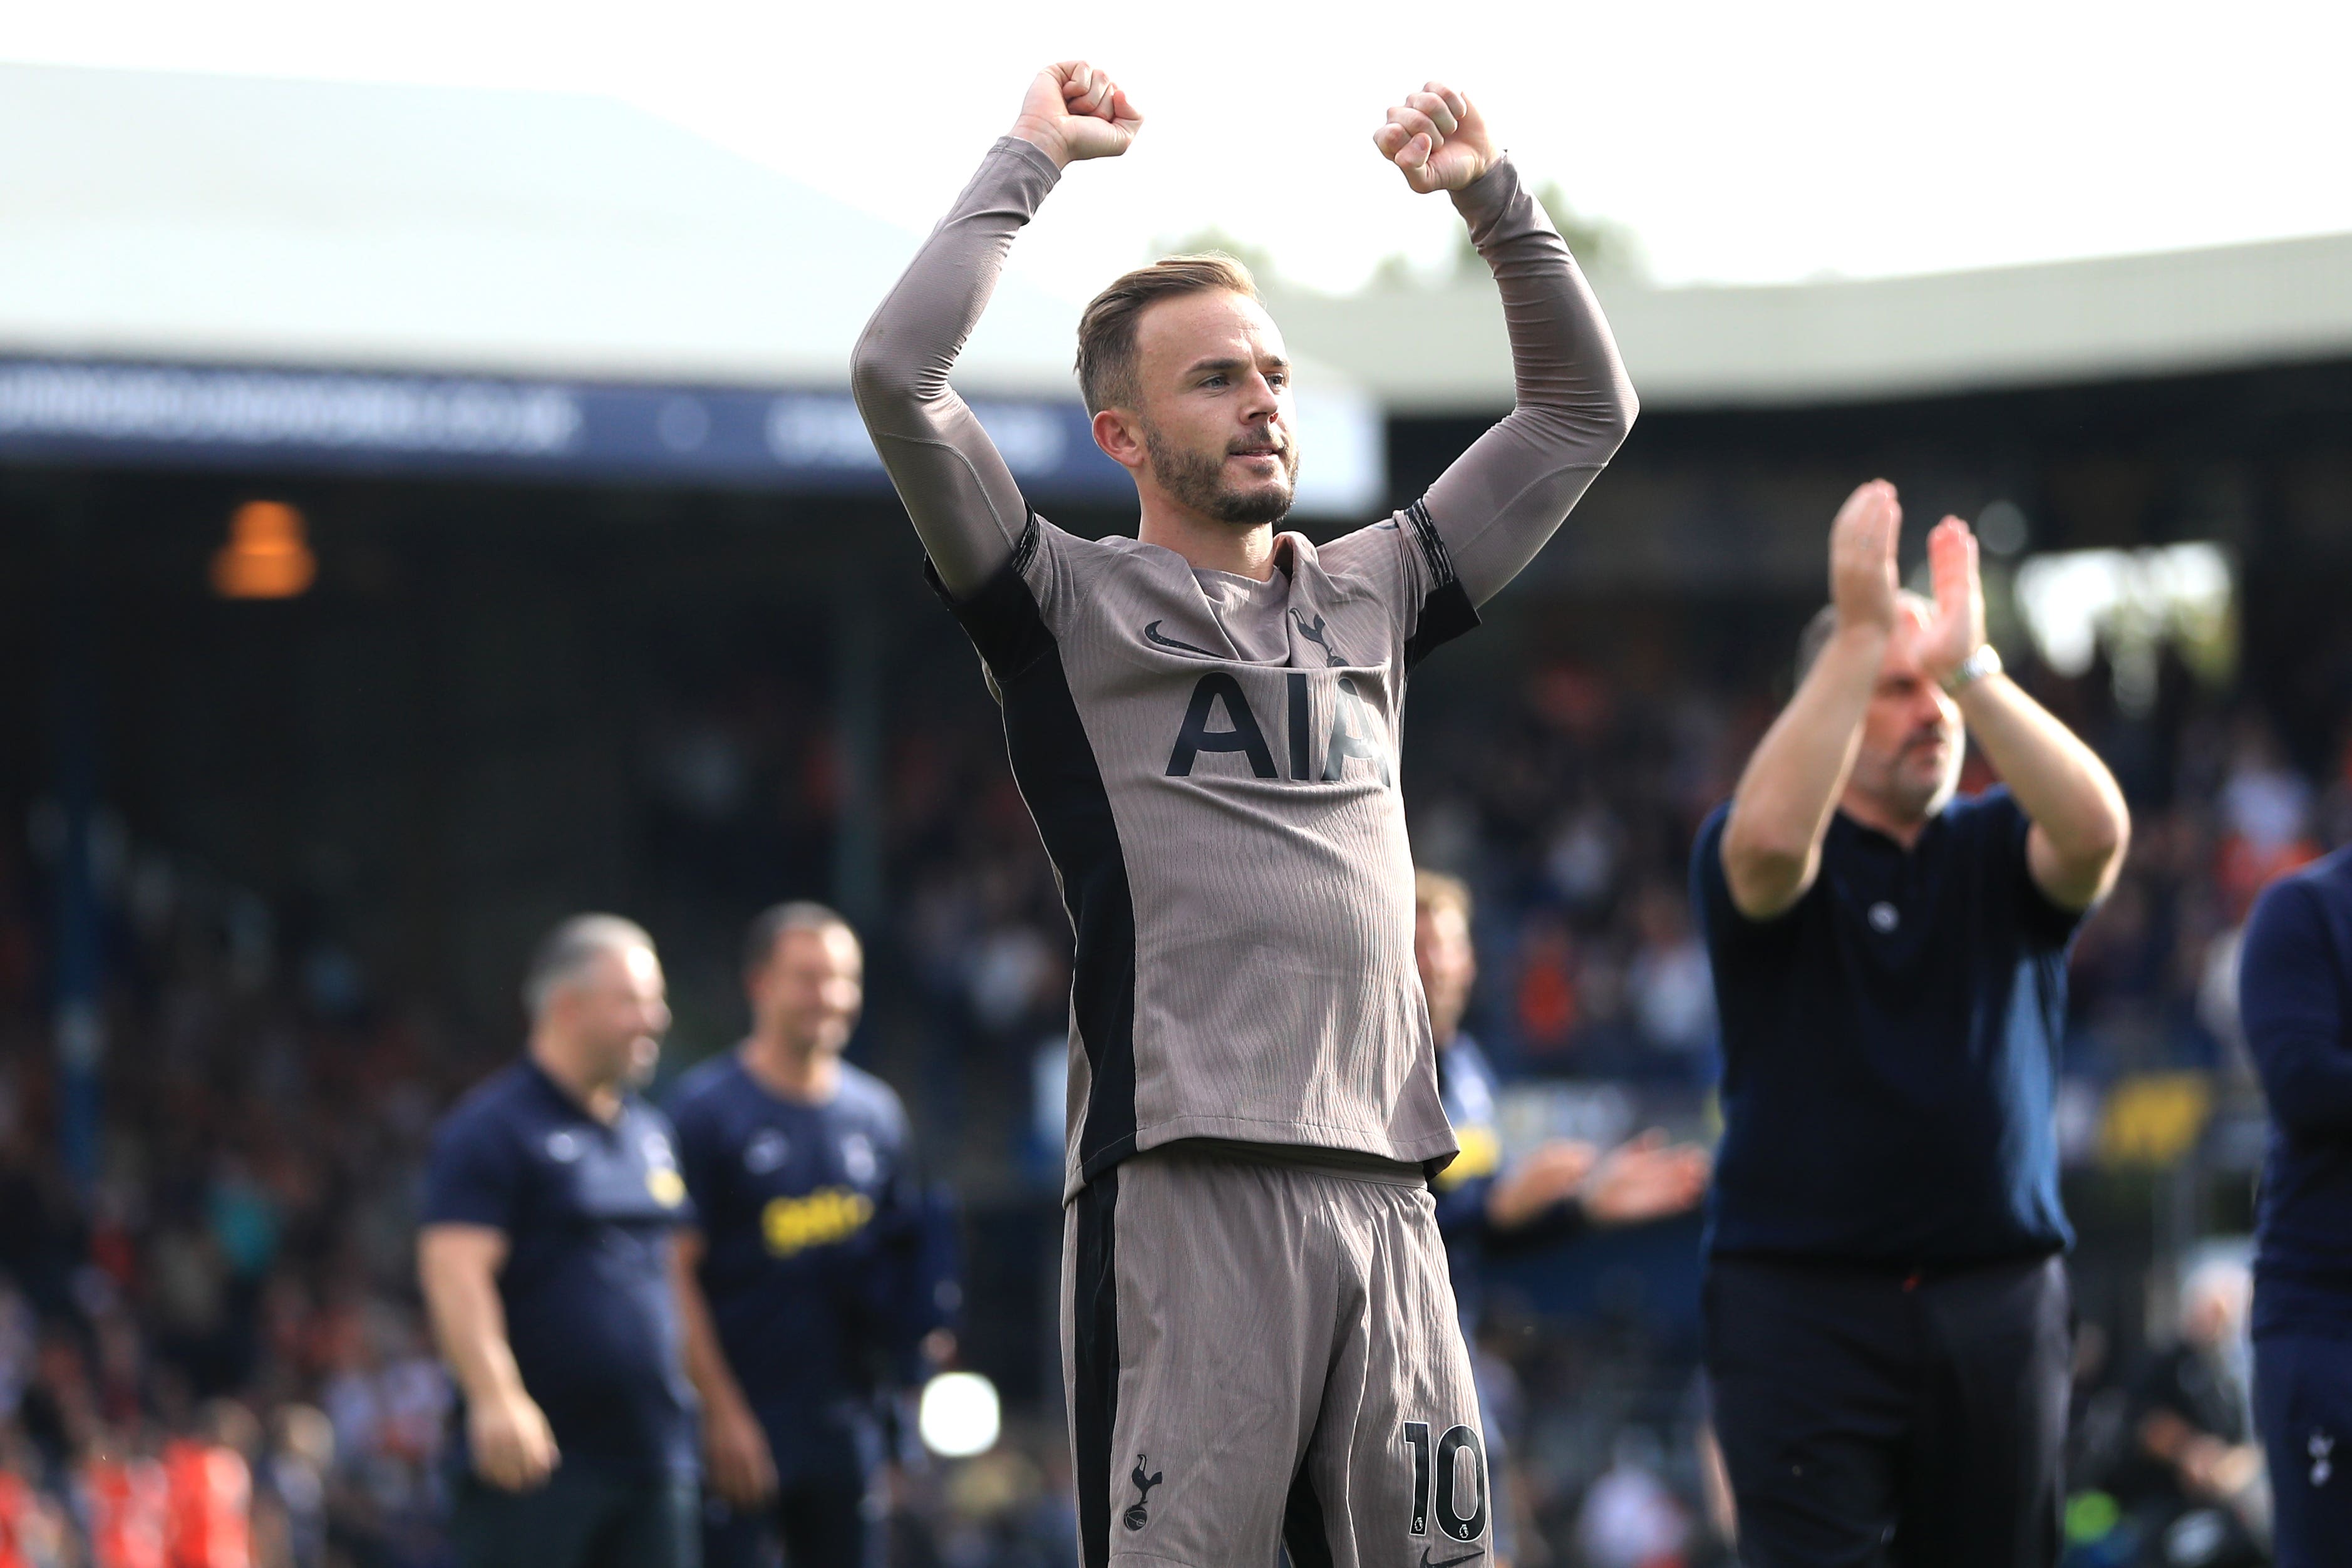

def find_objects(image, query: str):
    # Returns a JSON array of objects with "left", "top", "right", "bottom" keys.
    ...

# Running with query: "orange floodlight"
[{"left": 210, "top": 501, "right": 316, "bottom": 600}]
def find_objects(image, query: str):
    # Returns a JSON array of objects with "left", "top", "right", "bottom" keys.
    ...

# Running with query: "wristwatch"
[{"left": 1940, "top": 642, "right": 2003, "bottom": 694}]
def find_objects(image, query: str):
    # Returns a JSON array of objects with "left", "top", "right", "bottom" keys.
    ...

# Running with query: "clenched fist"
[
  {"left": 1009, "top": 61, "right": 1142, "bottom": 169},
  {"left": 1371, "top": 82, "right": 1498, "bottom": 194}
]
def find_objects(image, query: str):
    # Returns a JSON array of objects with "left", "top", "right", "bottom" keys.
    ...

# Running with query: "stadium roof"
[
  {"left": 0, "top": 61, "right": 1085, "bottom": 392},
  {"left": 1267, "top": 229, "right": 2352, "bottom": 415},
  {"left": 0, "top": 62, "right": 1386, "bottom": 510},
  {"left": 2, "top": 60, "right": 2344, "bottom": 485}
]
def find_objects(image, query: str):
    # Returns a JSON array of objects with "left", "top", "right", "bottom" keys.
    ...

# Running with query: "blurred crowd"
[
  {"left": 0, "top": 597, "right": 2344, "bottom": 1564},
  {"left": 0, "top": 827, "right": 472, "bottom": 1567},
  {"left": 1400, "top": 637, "right": 2352, "bottom": 1101}
]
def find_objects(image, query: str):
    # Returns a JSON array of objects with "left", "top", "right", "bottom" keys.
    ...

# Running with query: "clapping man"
[{"left": 1696, "top": 482, "right": 2129, "bottom": 1565}]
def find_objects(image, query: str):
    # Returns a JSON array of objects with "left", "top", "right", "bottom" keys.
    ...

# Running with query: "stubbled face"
[
  {"left": 1414, "top": 902, "right": 1476, "bottom": 1046},
  {"left": 749, "top": 924, "right": 864, "bottom": 1059},
  {"left": 1130, "top": 289, "right": 1300, "bottom": 526},
  {"left": 559, "top": 943, "right": 671, "bottom": 1089},
  {"left": 1849, "top": 603, "right": 1965, "bottom": 824}
]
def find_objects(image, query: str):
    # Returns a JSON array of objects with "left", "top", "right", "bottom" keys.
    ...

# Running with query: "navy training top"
[
  {"left": 1692, "top": 788, "right": 2083, "bottom": 1266},
  {"left": 1431, "top": 1033, "right": 1589, "bottom": 1338},
  {"left": 2237, "top": 847, "right": 2352, "bottom": 1339},
  {"left": 666, "top": 1053, "right": 936, "bottom": 1483},
  {"left": 420, "top": 1060, "right": 698, "bottom": 1477}
]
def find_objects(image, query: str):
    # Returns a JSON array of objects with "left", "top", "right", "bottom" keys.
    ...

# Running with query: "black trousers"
[
  {"left": 701, "top": 1475, "right": 884, "bottom": 1568},
  {"left": 2256, "top": 1331, "right": 2352, "bottom": 1568},
  {"left": 1704, "top": 1254, "right": 2071, "bottom": 1568},
  {"left": 449, "top": 1467, "right": 699, "bottom": 1568}
]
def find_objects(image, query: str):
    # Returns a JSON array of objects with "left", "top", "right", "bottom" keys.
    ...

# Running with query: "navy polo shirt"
[
  {"left": 2237, "top": 847, "right": 2352, "bottom": 1339},
  {"left": 1692, "top": 788, "right": 2083, "bottom": 1267},
  {"left": 420, "top": 1061, "right": 697, "bottom": 1477},
  {"left": 666, "top": 1054, "right": 924, "bottom": 1483}
]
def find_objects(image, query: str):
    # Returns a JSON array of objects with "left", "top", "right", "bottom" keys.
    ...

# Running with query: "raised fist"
[
  {"left": 1371, "top": 82, "right": 1498, "bottom": 195},
  {"left": 1010, "top": 61, "right": 1142, "bottom": 168}
]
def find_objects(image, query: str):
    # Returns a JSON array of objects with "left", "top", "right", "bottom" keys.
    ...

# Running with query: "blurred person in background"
[
  {"left": 668, "top": 902, "right": 954, "bottom": 1568},
  {"left": 153, "top": 1396, "right": 262, "bottom": 1568},
  {"left": 0, "top": 1428, "right": 71, "bottom": 1568},
  {"left": 1697, "top": 482, "right": 2129, "bottom": 1565},
  {"left": 2237, "top": 844, "right": 2352, "bottom": 1566},
  {"left": 317, "top": 1299, "right": 449, "bottom": 1562},
  {"left": 1574, "top": 1428, "right": 1694, "bottom": 1568},
  {"left": 2111, "top": 1257, "right": 2266, "bottom": 1567},
  {"left": 417, "top": 915, "right": 699, "bottom": 1568},
  {"left": 1625, "top": 880, "right": 1718, "bottom": 1078},
  {"left": 1415, "top": 868, "right": 1710, "bottom": 1565},
  {"left": 252, "top": 1403, "right": 334, "bottom": 1568}
]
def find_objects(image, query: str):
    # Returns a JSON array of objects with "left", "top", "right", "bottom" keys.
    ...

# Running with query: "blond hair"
[
  {"left": 1414, "top": 869, "right": 1473, "bottom": 922},
  {"left": 1075, "top": 253, "right": 1259, "bottom": 415}
]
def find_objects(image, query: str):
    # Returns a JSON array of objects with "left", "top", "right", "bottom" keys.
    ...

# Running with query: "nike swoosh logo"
[
  {"left": 1143, "top": 621, "right": 1220, "bottom": 658},
  {"left": 1421, "top": 1549, "right": 1483, "bottom": 1568}
]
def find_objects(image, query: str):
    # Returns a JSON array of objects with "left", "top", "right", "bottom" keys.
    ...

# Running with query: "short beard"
[
  {"left": 1144, "top": 423, "right": 1297, "bottom": 527},
  {"left": 1856, "top": 730, "right": 1964, "bottom": 823}
]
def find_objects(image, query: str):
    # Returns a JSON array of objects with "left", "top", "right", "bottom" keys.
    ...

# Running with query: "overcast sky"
[{"left": 12, "top": 0, "right": 2349, "bottom": 300}]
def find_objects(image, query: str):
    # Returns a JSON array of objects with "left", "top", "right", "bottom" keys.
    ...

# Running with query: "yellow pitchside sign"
[{"left": 2097, "top": 1072, "right": 2214, "bottom": 1168}]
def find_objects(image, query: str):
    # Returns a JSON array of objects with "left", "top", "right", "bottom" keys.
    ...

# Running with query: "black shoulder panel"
[
  {"left": 1400, "top": 499, "right": 1482, "bottom": 670},
  {"left": 924, "top": 512, "right": 1052, "bottom": 684},
  {"left": 924, "top": 512, "right": 1138, "bottom": 1175}
]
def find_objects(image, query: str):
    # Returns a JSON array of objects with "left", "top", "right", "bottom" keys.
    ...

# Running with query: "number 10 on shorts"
[{"left": 1401, "top": 1421, "right": 1489, "bottom": 1542}]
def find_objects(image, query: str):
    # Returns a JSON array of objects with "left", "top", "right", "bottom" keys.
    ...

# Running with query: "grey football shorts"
[{"left": 1061, "top": 1143, "right": 1491, "bottom": 1567}]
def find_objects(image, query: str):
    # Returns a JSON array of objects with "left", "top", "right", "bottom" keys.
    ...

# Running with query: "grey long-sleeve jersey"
[{"left": 854, "top": 137, "right": 1636, "bottom": 1200}]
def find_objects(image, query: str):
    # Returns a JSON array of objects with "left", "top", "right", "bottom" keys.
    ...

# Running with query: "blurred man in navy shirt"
[
  {"left": 419, "top": 914, "right": 699, "bottom": 1568},
  {"left": 1698, "top": 483, "right": 2128, "bottom": 1566},
  {"left": 2237, "top": 847, "right": 2352, "bottom": 1566},
  {"left": 668, "top": 903, "right": 948, "bottom": 1568}
]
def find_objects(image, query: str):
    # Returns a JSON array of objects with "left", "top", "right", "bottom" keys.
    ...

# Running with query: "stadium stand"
[{"left": 1, "top": 601, "right": 2346, "bottom": 1562}]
